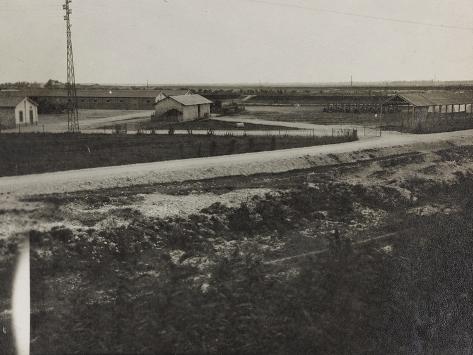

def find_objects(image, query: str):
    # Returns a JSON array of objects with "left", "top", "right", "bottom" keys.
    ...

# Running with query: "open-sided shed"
[{"left": 382, "top": 91, "right": 473, "bottom": 132}]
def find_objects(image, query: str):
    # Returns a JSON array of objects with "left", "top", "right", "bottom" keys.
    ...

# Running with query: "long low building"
[
  {"left": 0, "top": 97, "right": 39, "bottom": 129},
  {"left": 0, "top": 88, "right": 190, "bottom": 111},
  {"left": 382, "top": 91, "right": 473, "bottom": 132}
]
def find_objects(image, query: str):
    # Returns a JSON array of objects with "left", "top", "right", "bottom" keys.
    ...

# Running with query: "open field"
[
  {"left": 0, "top": 133, "right": 355, "bottom": 177},
  {"left": 243, "top": 105, "right": 390, "bottom": 126},
  {"left": 135, "top": 118, "right": 295, "bottom": 131},
  {"left": 241, "top": 105, "right": 473, "bottom": 133},
  {"left": 2, "top": 138, "right": 473, "bottom": 353},
  {"left": 99, "top": 118, "right": 299, "bottom": 131},
  {"left": 2, "top": 110, "right": 152, "bottom": 133}
]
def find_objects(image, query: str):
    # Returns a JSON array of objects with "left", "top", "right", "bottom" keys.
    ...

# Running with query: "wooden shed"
[{"left": 154, "top": 94, "right": 213, "bottom": 122}]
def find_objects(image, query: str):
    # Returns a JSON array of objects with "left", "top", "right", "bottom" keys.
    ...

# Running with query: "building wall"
[
  {"left": 182, "top": 104, "right": 210, "bottom": 121},
  {"left": 404, "top": 104, "right": 473, "bottom": 132},
  {"left": 154, "top": 98, "right": 184, "bottom": 121},
  {"left": 0, "top": 108, "right": 16, "bottom": 128},
  {"left": 76, "top": 96, "right": 155, "bottom": 110},
  {"left": 33, "top": 96, "right": 156, "bottom": 110},
  {"left": 15, "top": 99, "right": 38, "bottom": 125}
]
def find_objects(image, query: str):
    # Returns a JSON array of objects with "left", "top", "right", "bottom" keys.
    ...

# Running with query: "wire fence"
[{"left": 1, "top": 122, "right": 387, "bottom": 139}]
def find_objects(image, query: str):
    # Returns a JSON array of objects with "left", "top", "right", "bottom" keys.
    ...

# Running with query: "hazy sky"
[{"left": 1, "top": 0, "right": 472, "bottom": 84}]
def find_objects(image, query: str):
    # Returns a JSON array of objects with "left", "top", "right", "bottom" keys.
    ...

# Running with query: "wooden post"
[{"left": 438, "top": 105, "right": 441, "bottom": 126}]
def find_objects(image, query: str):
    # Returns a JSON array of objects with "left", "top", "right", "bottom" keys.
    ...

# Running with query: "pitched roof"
[
  {"left": 0, "top": 96, "right": 27, "bottom": 108},
  {"left": 385, "top": 91, "right": 473, "bottom": 107},
  {"left": 169, "top": 94, "right": 213, "bottom": 106}
]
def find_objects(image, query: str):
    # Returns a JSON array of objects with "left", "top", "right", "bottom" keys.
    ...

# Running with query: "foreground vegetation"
[
  {"left": 0, "top": 133, "right": 356, "bottom": 177},
  {"left": 24, "top": 146, "right": 473, "bottom": 353}
]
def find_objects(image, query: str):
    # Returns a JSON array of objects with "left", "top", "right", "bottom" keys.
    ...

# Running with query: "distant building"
[
  {"left": 0, "top": 97, "right": 39, "bottom": 129},
  {"left": 0, "top": 88, "right": 190, "bottom": 111},
  {"left": 154, "top": 94, "right": 213, "bottom": 121},
  {"left": 382, "top": 91, "right": 473, "bottom": 132}
]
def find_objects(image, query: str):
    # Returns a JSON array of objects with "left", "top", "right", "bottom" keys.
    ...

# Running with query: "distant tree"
[{"left": 44, "top": 79, "right": 55, "bottom": 88}]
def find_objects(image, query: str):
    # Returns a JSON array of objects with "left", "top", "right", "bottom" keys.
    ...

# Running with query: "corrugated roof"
[
  {"left": 0, "top": 96, "right": 26, "bottom": 108},
  {"left": 385, "top": 91, "right": 473, "bottom": 107},
  {"left": 169, "top": 94, "right": 213, "bottom": 106}
]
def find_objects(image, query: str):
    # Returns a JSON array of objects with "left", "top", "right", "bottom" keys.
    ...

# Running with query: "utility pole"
[{"left": 63, "top": 0, "right": 80, "bottom": 132}]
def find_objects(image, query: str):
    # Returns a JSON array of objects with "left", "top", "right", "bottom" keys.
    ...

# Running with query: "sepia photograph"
[{"left": 1, "top": 0, "right": 473, "bottom": 353}]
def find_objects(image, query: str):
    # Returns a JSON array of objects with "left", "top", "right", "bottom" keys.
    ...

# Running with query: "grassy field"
[
  {"left": 144, "top": 118, "right": 294, "bottom": 131},
  {"left": 245, "top": 105, "right": 385, "bottom": 126},
  {"left": 244, "top": 106, "right": 473, "bottom": 133},
  {"left": 103, "top": 118, "right": 297, "bottom": 131},
  {"left": 0, "top": 133, "right": 356, "bottom": 176}
]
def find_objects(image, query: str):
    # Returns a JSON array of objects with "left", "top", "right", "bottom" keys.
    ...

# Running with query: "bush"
[{"left": 228, "top": 203, "right": 255, "bottom": 234}]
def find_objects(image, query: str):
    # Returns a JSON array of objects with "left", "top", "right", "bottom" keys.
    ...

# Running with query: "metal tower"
[{"left": 63, "top": 0, "right": 80, "bottom": 132}]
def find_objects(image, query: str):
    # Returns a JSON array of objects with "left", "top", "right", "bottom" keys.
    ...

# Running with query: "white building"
[
  {"left": 0, "top": 97, "right": 39, "bottom": 129},
  {"left": 154, "top": 94, "right": 212, "bottom": 122}
]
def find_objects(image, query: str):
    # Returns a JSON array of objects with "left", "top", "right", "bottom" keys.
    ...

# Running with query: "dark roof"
[
  {"left": 1, "top": 88, "right": 189, "bottom": 99},
  {"left": 0, "top": 96, "right": 35, "bottom": 108},
  {"left": 169, "top": 94, "right": 213, "bottom": 106},
  {"left": 385, "top": 91, "right": 473, "bottom": 107}
]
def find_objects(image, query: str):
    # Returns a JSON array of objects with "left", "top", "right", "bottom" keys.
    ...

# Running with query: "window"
[{"left": 19, "top": 110, "right": 23, "bottom": 122}]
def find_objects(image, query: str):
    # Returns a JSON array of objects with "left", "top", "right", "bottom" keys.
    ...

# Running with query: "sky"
[{"left": 0, "top": 0, "right": 472, "bottom": 84}]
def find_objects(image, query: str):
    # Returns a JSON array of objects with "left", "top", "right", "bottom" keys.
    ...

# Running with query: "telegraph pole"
[{"left": 63, "top": 0, "right": 80, "bottom": 132}]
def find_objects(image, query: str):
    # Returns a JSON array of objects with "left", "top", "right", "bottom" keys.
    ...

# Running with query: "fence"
[{"left": 1, "top": 122, "right": 369, "bottom": 139}]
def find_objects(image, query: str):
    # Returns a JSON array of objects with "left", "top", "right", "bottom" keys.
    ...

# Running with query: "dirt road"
[{"left": 1, "top": 129, "right": 473, "bottom": 197}]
